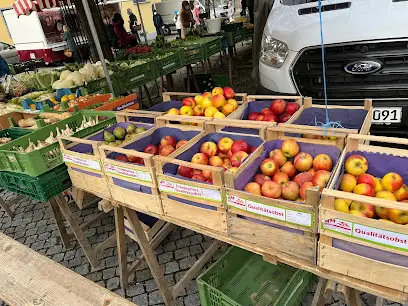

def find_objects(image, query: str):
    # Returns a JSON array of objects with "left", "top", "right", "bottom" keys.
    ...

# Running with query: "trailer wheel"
[{"left": 163, "top": 25, "right": 171, "bottom": 36}]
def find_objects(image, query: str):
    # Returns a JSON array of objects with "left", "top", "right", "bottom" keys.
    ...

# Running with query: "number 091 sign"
[{"left": 372, "top": 107, "right": 402, "bottom": 124}]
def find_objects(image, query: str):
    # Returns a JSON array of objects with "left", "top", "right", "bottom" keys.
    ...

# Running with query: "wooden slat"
[{"left": 0, "top": 233, "right": 135, "bottom": 306}]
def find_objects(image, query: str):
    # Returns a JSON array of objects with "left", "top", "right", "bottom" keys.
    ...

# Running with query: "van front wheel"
[{"left": 163, "top": 25, "right": 171, "bottom": 36}]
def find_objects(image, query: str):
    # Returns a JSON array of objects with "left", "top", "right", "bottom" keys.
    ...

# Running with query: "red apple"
[
  {"left": 260, "top": 108, "right": 273, "bottom": 116},
  {"left": 159, "top": 145, "right": 175, "bottom": 156},
  {"left": 280, "top": 161, "right": 297, "bottom": 178},
  {"left": 230, "top": 151, "right": 248, "bottom": 167},
  {"left": 227, "top": 150, "right": 233, "bottom": 159},
  {"left": 395, "top": 185, "right": 408, "bottom": 201},
  {"left": 269, "top": 149, "right": 287, "bottom": 167},
  {"left": 312, "top": 154, "right": 333, "bottom": 171},
  {"left": 270, "top": 99, "right": 286, "bottom": 115},
  {"left": 263, "top": 114, "right": 278, "bottom": 122},
  {"left": 223, "top": 87, "right": 235, "bottom": 99},
  {"left": 248, "top": 112, "right": 259, "bottom": 121},
  {"left": 285, "top": 102, "right": 300, "bottom": 115},
  {"left": 279, "top": 114, "right": 292, "bottom": 123},
  {"left": 127, "top": 155, "right": 143, "bottom": 164},
  {"left": 244, "top": 182, "right": 262, "bottom": 195},
  {"left": 217, "top": 137, "right": 234, "bottom": 153},
  {"left": 192, "top": 173, "right": 207, "bottom": 182},
  {"left": 209, "top": 156, "right": 223, "bottom": 167},
  {"left": 254, "top": 174, "right": 271, "bottom": 186},
  {"left": 200, "top": 141, "right": 218, "bottom": 157},
  {"left": 261, "top": 181, "right": 281, "bottom": 198},
  {"left": 353, "top": 183, "right": 375, "bottom": 197},
  {"left": 222, "top": 158, "right": 232, "bottom": 169},
  {"left": 350, "top": 201, "right": 375, "bottom": 218},
  {"left": 312, "top": 170, "right": 331, "bottom": 190},
  {"left": 160, "top": 136, "right": 177, "bottom": 148},
  {"left": 281, "top": 181, "right": 300, "bottom": 201},
  {"left": 115, "top": 155, "right": 128, "bottom": 162},
  {"left": 273, "top": 172, "right": 289, "bottom": 186},
  {"left": 191, "top": 153, "right": 209, "bottom": 165},
  {"left": 249, "top": 146, "right": 258, "bottom": 153},
  {"left": 357, "top": 173, "right": 376, "bottom": 189},
  {"left": 307, "top": 168, "right": 316, "bottom": 176},
  {"left": 182, "top": 97, "right": 196, "bottom": 108},
  {"left": 382, "top": 172, "right": 403, "bottom": 193},
  {"left": 218, "top": 151, "right": 228, "bottom": 159},
  {"left": 193, "top": 169, "right": 202, "bottom": 175},
  {"left": 281, "top": 139, "right": 300, "bottom": 157},
  {"left": 176, "top": 140, "right": 188, "bottom": 150},
  {"left": 294, "top": 152, "right": 313, "bottom": 172},
  {"left": 231, "top": 140, "right": 249, "bottom": 154},
  {"left": 177, "top": 166, "right": 194, "bottom": 178},
  {"left": 144, "top": 144, "right": 158, "bottom": 155},
  {"left": 300, "top": 182, "right": 314, "bottom": 200},
  {"left": 260, "top": 158, "right": 279, "bottom": 176},
  {"left": 294, "top": 172, "right": 313, "bottom": 187},
  {"left": 255, "top": 114, "right": 264, "bottom": 121}
]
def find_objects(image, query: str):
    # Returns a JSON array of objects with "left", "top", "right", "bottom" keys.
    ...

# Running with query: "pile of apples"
[
  {"left": 177, "top": 137, "right": 257, "bottom": 183},
  {"left": 166, "top": 87, "right": 239, "bottom": 119},
  {"left": 243, "top": 139, "right": 334, "bottom": 201},
  {"left": 335, "top": 155, "right": 408, "bottom": 224},
  {"left": 247, "top": 99, "right": 300, "bottom": 123},
  {"left": 114, "top": 135, "right": 187, "bottom": 165}
]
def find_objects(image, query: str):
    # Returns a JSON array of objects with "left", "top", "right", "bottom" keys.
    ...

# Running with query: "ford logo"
[{"left": 344, "top": 60, "right": 382, "bottom": 75}]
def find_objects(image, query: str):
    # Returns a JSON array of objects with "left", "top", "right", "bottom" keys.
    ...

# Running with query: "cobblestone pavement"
[{"left": 0, "top": 45, "right": 405, "bottom": 306}]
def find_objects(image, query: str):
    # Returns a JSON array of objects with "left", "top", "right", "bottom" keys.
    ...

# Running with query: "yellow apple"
[
  {"left": 334, "top": 199, "right": 350, "bottom": 213},
  {"left": 179, "top": 106, "right": 193, "bottom": 116},
  {"left": 167, "top": 108, "right": 180, "bottom": 115},
  {"left": 205, "top": 106, "right": 218, "bottom": 117},
  {"left": 201, "top": 97, "right": 212, "bottom": 109},
  {"left": 213, "top": 111, "right": 226, "bottom": 119},
  {"left": 194, "top": 95, "right": 204, "bottom": 105}
]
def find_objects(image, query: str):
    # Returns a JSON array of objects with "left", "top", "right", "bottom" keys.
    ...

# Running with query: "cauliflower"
[
  {"left": 52, "top": 79, "right": 74, "bottom": 89},
  {"left": 66, "top": 71, "right": 85, "bottom": 86},
  {"left": 79, "top": 63, "right": 98, "bottom": 83},
  {"left": 60, "top": 70, "right": 72, "bottom": 81},
  {"left": 97, "top": 66, "right": 105, "bottom": 78}
]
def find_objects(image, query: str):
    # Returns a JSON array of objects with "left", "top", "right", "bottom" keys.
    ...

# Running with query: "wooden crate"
[
  {"left": 319, "top": 134, "right": 408, "bottom": 293},
  {"left": 154, "top": 129, "right": 264, "bottom": 233},
  {"left": 59, "top": 112, "right": 157, "bottom": 199},
  {"left": 204, "top": 118, "right": 271, "bottom": 139},
  {"left": 157, "top": 91, "right": 248, "bottom": 129},
  {"left": 278, "top": 97, "right": 372, "bottom": 149},
  {"left": 99, "top": 122, "right": 204, "bottom": 216},
  {"left": 0, "top": 111, "right": 38, "bottom": 130},
  {"left": 224, "top": 129, "right": 343, "bottom": 264}
]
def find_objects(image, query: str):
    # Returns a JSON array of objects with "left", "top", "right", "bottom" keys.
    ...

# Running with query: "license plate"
[{"left": 372, "top": 107, "right": 402, "bottom": 124}]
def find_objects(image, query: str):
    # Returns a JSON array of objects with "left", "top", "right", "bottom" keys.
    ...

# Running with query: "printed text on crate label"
[
  {"left": 322, "top": 218, "right": 408, "bottom": 251},
  {"left": 159, "top": 179, "right": 222, "bottom": 202},
  {"left": 227, "top": 194, "right": 312, "bottom": 227},
  {"left": 105, "top": 163, "right": 152, "bottom": 182},
  {"left": 63, "top": 153, "right": 101, "bottom": 171}
]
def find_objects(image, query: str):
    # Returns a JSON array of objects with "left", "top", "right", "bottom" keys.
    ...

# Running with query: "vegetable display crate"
[
  {"left": 225, "top": 95, "right": 303, "bottom": 136},
  {"left": 0, "top": 111, "right": 38, "bottom": 130},
  {"left": 95, "top": 93, "right": 139, "bottom": 111},
  {"left": 281, "top": 97, "right": 372, "bottom": 150},
  {"left": 154, "top": 50, "right": 184, "bottom": 77},
  {"left": 319, "top": 134, "right": 408, "bottom": 292},
  {"left": 180, "top": 42, "right": 205, "bottom": 65},
  {"left": 85, "top": 77, "right": 122, "bottom": 97},
  {"left": 155, "top": 130, "right": 264, "bottom": 233},
  {"left": 203, "top": 37, "right": 222, "bottom": 58},
  {"left": 224, "top": 127, "right": 342, "bottom": 263},
  {"left": 22, "top": 88, "right": 82, "bottom": 111},
  {"left": 0, "top": 127, "right": 32, "bottom": 141},
  {"left": 100, "top": 124, "right": 202, "bottom": 215},
  {"left": 64, "top": 94, "right": 112, "bottom": 112},
  {"left": 0, "top": 164, "right": 71, "bottom": 202},
  {"left": 221, "top": 22, "right": 243, "bottom": 32},
  {"left": 197, "top": 246, "right": 316, "bottom": 306},
  {"left": 0, "top": 110, "right": 116, "bottom": 177},
  {"left": 112, "top": 60, "right": 157, "bottom": 94},
  {"left": 59, "top": 111, "right": 154, "bottom": 199},
  {"left": 186, "top": 74, "right": 229, "bottom": 93}
]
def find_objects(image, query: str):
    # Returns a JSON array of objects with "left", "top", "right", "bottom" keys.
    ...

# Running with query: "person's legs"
[
  {"left": 177, "top": 29, "right": 181, "bottom": 37},
  {"left": 248, "top": 5, "right": 254, "bottom": 24}
]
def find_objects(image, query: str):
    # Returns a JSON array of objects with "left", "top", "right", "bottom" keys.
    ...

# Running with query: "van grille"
[{"left": 291, "top": 40, "right": 408, "bottom": 99}]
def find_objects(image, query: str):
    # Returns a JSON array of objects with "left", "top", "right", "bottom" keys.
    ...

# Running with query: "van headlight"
[{"left": 260, "top": 35, "right": 289, "bottom": 68}]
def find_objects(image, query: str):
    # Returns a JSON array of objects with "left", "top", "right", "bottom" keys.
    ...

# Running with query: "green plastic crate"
[
  {"left": 203, "top": 37, "right": 222, "bottom": 58},
  {"left": 225, "top": 28, "right": 244, "bottom": 46},
  {"left": 0, "top": 128, "right": 32, "bottom": 140},
  {"left": 86, "top": 77, "right": 122, "bottom": 96},
  {"left": 197, "top": 247, "right": 316, "bottom": 306},
  {"left": 0, "top": 110, "right": 116, "bottom": 177},
  {"left": 181, "top": 42, "right": 205, "bottom": 65},
  {"left": 155, "top": 50, "right": 183, "bottom": 76},
  {"left": 112, "top": 60, "right": 157, "bottom": 94},
  {"left": 0, "top": 164, "right": 71, "bottom": 202}
]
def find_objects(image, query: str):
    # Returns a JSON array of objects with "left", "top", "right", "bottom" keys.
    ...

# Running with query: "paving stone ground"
[{"left": 0, "top": 45, "right": 405, "bottom": 306}]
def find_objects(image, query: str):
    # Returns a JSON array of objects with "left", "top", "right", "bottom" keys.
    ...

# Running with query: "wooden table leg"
[
  {"left": 228, "top": 46, "right": 233, "bottom": 85},
  {"left": 312, "top": 277, "right": 327, "bottom": 306},
  {"left": 0, "top": 196, "right": 14, "bottom": 218},
  {"left": 124, "top": 208, "right": 175, "bottom": 306},
  {"left": 49, "top": 197, "right": 72, "bottom": 249},
  {"left": 114, "top": 206, "right": 128, "bottom": 290},
  {"left": 165, "top": 74, "right": 174, "bottom": 91},
  {"left": 54, "top": 194, "right": 99, "bottom": 268},
  {"left": 143, "top": 84, "right": 153, "bottom": 108},
  {"left": 207, "top": 58, "right": 213, "bottom": 73}
]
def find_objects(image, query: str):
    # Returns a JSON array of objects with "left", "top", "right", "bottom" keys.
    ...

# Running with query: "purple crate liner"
[
  {"left": 234, "top": 139, "right": 341, "bottom": 190},
  {"left": 162, "top": 132, "right": 263, "bottom": 177},
  {"left": 112, "top": 177, "right": 153, "bottom": 194},
  {"left": 69, "top": 122, "right": 154, "bottom": 154},
  {"left": 168, "top": 195, "right": 217, "bottom": 211},
  {"left": 238, "top": 215, "right": 304, "bottom": 235},
  {"left": 222, "top": 126, "right": 263, "bottom": 136},
  {"left": 125, "top": 213, "right": 158, "bottom": 228},
  {"left": 333, "top": 238, "right": 408, "bottom": 268},
  {"left": 72, "top": 167, "right": 102, "bottom": 178},
  {"left": 148, "top": 100, "right": 182, "bottom": 112},
  {"left": 293, "top": 107, "right": 368, "bottom": 132}
]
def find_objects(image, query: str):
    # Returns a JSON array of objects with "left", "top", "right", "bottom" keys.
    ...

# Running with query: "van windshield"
[{"left": 281, "top": 0, "right": 320, "bottom": 5}]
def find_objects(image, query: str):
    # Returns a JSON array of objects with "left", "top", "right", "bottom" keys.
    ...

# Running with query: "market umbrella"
[{"left": 12, "top": 0, "right": 60, "bottom": 17}]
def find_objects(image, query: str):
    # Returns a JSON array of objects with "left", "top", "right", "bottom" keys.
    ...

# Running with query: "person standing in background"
[
  {"left": 153, "top": 9, "right": 164, "bottom": 36},
  {"left": 127, "top": 8, "right": 140, "bottom": 44},
  {"left": 192, "top": 1, "right": 201, "bottom": 26},
  {"left": 174, "top": 10, "right": 182, "bottom": 37},
  {"left": 227, "top": 0, "right": 235, "bottom": 22},
  {"left": 247, "top": 0, "right": 254, "bottom": 23},
  {"left": 240, "top": 0, "right": 246, "bottom": 16},
  {"left": 180, "top": 0, "right": 194, "bottom": 39},
  {"left": 63, "top": 25, "right": 77, "bottom": 59},
  {"left": 112, "top": 13, "right": 137, "bottom": 47}
]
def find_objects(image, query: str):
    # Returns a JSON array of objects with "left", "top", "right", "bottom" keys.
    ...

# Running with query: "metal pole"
[
  {"left": 80, "top": 0, "right": 115, "bottom": 96},
  {"left": 135, "top": 0, "right": 148, "bottom": 44}
]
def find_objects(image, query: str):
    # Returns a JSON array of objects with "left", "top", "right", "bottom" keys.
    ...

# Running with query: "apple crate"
[
  {"left": 319, "top": 134, "right": 408, "bottom": 292},
  {"left": 154, "top": 130, "right": 264, "bottom": 233},
  {"left": 99, "top": 123, "right": 202, "bottom": 215},
  {"left": 154, "top": 92, "right": 247, "bottom": 130},
  {"left": 226, "top": 95, "right": 303, "bottom": 134},
  {"left": 279, "top": 97, "right": 372, "bottom": 149},
  {"left": 224, "top": 132, "right": 342, "bottom": 263},
  {"left": 58, "top": 111, "right": 156, "bottom": 199}
]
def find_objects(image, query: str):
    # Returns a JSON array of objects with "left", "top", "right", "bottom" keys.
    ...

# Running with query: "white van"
[{"left": 259, "top": 0, "right": 408, "bottom": 135}]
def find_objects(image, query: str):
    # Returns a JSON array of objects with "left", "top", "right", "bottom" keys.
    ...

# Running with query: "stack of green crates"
[
  {"left": 0, "top": 110, "right": 116, "bottom": 202},
  {"left": 202, "top": 37, "right": 222, "bottom": 58},
  {"left": 197, "top": 247, "right": 316, "bottom": 306},
  {"left": 154, "top": 49, "right": 184, "bottom": 77}
]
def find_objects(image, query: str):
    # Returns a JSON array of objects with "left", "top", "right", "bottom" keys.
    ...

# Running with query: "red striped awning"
[{"left": 13, "top": 0, "right": 60, "bottom": 17}]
